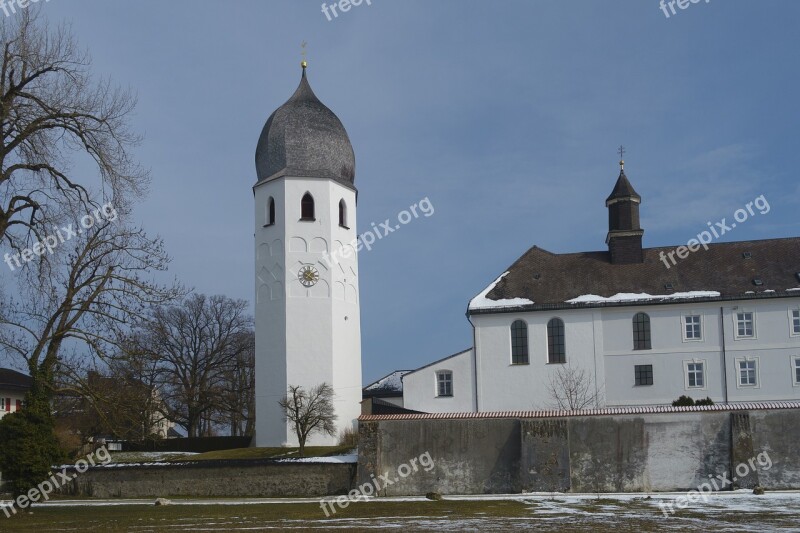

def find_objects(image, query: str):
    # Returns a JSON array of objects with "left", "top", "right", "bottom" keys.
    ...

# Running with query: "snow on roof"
[
  {"left": 469, "top": 272, "right": 534, "bottom": 310},
  {"left": 565, "top": 291, "right": 721, "bottom": 304},
  {"left": 364, "top": 370, "right": 411, "bottom": 393}
]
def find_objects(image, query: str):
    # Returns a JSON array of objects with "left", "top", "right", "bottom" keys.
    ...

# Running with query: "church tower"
[
  {"left": 253, "top": 64, "right": 362, "bottom": 447},
  {"left": 606, "top": 158, "right": 644, "bottom": 264}
]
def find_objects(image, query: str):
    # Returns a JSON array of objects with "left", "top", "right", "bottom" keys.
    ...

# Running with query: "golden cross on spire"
[
  {"left": 301, "top": 41, "right": 308, "bottom": 69},
  {"left": 618, "top": 145, "right": 626, "bottom": 170}
]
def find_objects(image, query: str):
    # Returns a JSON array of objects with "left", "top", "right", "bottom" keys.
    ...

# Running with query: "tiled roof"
[
  {"left": 470, "top": 237, "right": 800, "bottom": 314},
  {"left": 359, "top": 401, "right": 800, "bottom": 421},
  {"left": 0, "top": 368, "right": 32, "bottom": 392}
]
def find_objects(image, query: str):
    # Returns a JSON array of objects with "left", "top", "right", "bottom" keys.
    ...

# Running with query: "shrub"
[
  {"left": 695, "top": 397, "right": 715, "bottom": 406},
  {"left": 338, "top": 425, "right": 359, "bottom": 448},
  {"left": 672, "top": 395, "right": 696, "bottom": 407},
  {"left": 0, "top": 410, "right": 66, "bottom": 498}
]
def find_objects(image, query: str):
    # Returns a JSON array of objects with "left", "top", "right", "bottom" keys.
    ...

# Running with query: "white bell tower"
[{"left": 253, "top": 64, "right": 362, "bottom": 447}]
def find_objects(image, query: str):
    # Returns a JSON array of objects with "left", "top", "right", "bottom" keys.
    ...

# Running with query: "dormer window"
[
  {"left": 753, "top": 278, "right": 764, "bottom": 286},
  {"left": 742, "top": 252, "right": 752, "bottom": 259}
]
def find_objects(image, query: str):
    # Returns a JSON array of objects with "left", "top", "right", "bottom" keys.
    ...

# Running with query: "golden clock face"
[{"left": 298, "top": 265, "right": 319, "bottom": 287}]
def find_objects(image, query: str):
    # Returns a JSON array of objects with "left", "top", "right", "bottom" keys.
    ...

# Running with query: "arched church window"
[
  {"left": 547, "top": 318, "right": 566, "bottom": 364},
  {"left": 633, "top": 312, "right": 652, "bottom": 350},
  {"left": 510, "top": 320, "right": 529, "bottom": 365}
]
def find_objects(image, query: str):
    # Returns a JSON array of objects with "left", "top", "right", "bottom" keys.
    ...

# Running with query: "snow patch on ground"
[
  {"left": 275, "top": 453, "right": 358, "bottom": 464},
  {"left": 469, "top": 272, "right": 534, "bottom": 310}
]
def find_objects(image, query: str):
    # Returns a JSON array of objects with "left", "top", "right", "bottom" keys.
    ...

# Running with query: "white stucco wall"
[
  {"left": 254, "top": 176, "right": 362, "bottom": 447},
  {"left": 406, "top": 297, "right": 800, "bottom": 414},
  {"left": 402, "top": 349, "right": 476, "bottom": 413}
]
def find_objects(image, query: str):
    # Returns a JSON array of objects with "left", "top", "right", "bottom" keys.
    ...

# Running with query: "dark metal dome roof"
[{"left": 255, "top": 68, "right": 355, "bottom": 187}]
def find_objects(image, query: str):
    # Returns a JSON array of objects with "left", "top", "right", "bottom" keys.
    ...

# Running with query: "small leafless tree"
[
  {"left": 1, "top": 9, "right": 148, "bottom": 255},
  {"left": 279, "top": 383, "right": 337, "bottom": 457},
  {"left": 130, "top": 294, "right": 254, "bottom": 438},
  {"left": 545, "top": 366, "right": 602, "bottom": 411}
]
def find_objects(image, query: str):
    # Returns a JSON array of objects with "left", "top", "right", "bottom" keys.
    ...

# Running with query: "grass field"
[{"left": 3, "top": 493, "right": 799, "bottom": 532}]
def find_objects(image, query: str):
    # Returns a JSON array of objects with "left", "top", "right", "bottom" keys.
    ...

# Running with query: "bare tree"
[
  {"left": 279, "top": 383, "right": 337, "bottom": 457},
  {"left": 0, "top": 217, "right": 180, "bottom": 417},
  {"left": 0, "top": 9, "right": 148, "bottom": 255},
  {"left": 215, "top": 331, "right": 255, "bottom": 437},
  {"left": 130, "top": 294, "right": 254, "bottom": 438},
  {"left": 545, "top": 366, "right": 602, "bottom": 411}
]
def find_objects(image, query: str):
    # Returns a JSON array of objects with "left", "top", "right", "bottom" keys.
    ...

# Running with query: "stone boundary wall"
[
  {"left": 358, "top": 407, "right": 800, "bottom": 495},
  {"left": 54, "top": 460, "right": 356, "bottom": 498}
]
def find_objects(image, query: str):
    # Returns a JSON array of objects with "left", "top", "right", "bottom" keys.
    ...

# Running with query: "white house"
[
  {"left": 0, "top": 368, "right": 30, "bottom": 420},
  {"left": 401, "top": 161, "right": 800, "bottom": 413},
  {"left": 254, "top": 64, "right": 363, "bottom": 447}
]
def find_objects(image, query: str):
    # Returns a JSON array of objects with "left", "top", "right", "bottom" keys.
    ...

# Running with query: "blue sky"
[{"left": 34, "top": 0, "right": 800, "bottom": 384}]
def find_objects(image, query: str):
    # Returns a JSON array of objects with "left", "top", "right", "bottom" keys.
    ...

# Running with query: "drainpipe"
[{"left": 720, "top": 306, "right": 729, "bottom": 404}]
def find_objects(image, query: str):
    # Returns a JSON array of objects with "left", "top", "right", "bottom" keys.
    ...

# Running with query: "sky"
[{"left": 22, "top": 0, "right": 800, "bottom": 385}]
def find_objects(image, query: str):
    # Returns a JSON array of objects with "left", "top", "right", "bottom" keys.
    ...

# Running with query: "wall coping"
[{"left": 358, "top": 401, "right": 800, "bottom": 421}]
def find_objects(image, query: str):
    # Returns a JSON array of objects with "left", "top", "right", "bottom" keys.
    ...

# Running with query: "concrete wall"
[
  {"left": 56, "top": 461, "right": 356, "bottom": 498},
  {"left": 359, "top": 407, "right": 800, "bottom": 495}
]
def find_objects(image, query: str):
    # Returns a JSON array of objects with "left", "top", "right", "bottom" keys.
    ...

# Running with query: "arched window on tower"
[
  {"left": 339, "top": 199, "right": 348, "bottom": 228},
  {"left": 301, "top": 193, "right": 315, "bottom": 221},
  {"left": 266, "top": 197, "right": 276, "bottom": 226}
]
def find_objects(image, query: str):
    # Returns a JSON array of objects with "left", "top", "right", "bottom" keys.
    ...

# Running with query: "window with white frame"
[
  {"left": 736, "top": 311, "right": 755, "bottom": 338},
  {"left": 737, "top": 358, "right": 758, "bottom": 387},
  {"left": 686, "top": 361, "right": 705, "bottom": 388},
  {"left": 0, "top": 398, "right": 4, "bottom": 410},
  {"left": 793, "top": 357, "right": 800, "bottom": 386},
  {"left": 684, "top": 315, "right": 702, "bottom": 341},
  {"left": 791, "top": 309, "right": 800, "bottom": 336},
  {"left": 436, "top": 371, "right": 453, "bottom": 397}
]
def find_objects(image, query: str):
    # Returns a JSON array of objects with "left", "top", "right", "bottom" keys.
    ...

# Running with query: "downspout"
[
  {"left": 467, "top": 312, "right": 479, "bottom": 413},
  {"left": 720, "top": 306, "right": 729, "bottom": 404}
]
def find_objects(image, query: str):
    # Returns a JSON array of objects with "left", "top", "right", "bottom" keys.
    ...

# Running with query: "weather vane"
[
  {"left": 301, "top": 41, "right": 308, "bottom": 69},
  {"left": 618, "top": 145, "right": 626, "bottom": 170}
]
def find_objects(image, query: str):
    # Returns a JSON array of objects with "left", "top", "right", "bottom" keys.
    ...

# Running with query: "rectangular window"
[
  {"left": 0, "top": 398, "right": 4, "bottom": 411},
  {"left": 685, "top": 315, "right": 702, "bottom": 340},
  {"left": 738, "top": 359, "right": 758, "bottom": 386},
  {"left": 437, "top": 371, "right": 453, "bottom": 397},
  {"left": 635, "top": 364, "right": 653, "bottom": 386},
  {"left": 687, "top": 362, "right": 705, "bottom": 388},
  {"left": 736, "top": 312, "right": 754, "bottom": 338},
  {"left": 793, "top": 357, "right": 800, "bottom": 386},
  {"left": 792, "top": 310, "right": 800, "bottom": 336}
]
